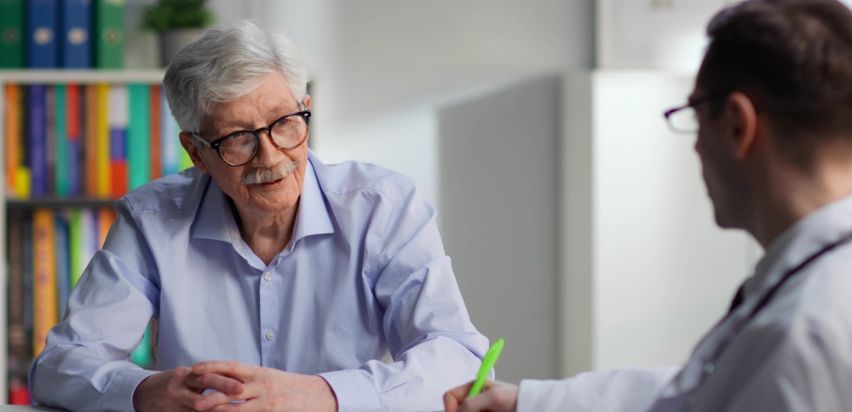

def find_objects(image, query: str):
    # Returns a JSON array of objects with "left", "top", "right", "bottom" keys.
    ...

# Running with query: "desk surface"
[{"left": 0, "top": 406, "right": 60, "bottom": 411}]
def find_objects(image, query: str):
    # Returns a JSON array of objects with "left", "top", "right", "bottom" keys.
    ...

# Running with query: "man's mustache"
[{"left": 241, "top": 161, "right": 298, "bottom": 185}]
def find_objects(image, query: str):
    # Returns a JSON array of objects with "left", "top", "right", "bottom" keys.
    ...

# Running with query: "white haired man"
[{"left": 30, "top": 21, "right": 487, "bottom": 412}]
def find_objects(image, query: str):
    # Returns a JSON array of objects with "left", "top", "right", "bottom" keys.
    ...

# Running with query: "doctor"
[{"left": 445, "top": 0, "right": 852, "bottom": 411}]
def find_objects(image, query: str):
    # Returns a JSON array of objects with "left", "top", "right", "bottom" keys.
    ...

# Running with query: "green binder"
[
  {"left": 128, "top": 84, "right": 150, "bottom": 190},
  {"left": 0, "top": 0, "right": 24, "bottom": 68},
  {"left": 95, "top": 0, "right": 125, "bottom": 68},
  {"left": 55, "top": 84, "right": 70, "bottom": 197}
]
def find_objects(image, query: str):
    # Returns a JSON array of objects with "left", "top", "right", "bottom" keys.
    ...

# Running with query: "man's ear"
[
  {"left": 725, "top": 92, "right": 760, "bottom": 160},
  {"left": 179, "top": 132, "right": 208, "bottom": 173},
  {"left": 303, "top": 94, "right": 312, "bottom": 110}
]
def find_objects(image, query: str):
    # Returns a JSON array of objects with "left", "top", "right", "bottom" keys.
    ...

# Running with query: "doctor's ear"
[
  {"left": 725, "top": 92, "right": 760, "bottom": 160},
  {"left": 303, "top": 95, "right": 312, "bottom": 110}
]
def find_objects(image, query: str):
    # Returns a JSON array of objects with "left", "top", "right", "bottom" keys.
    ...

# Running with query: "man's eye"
[{"left": 274, "top": 117, "right": 291, "bottom": 127}]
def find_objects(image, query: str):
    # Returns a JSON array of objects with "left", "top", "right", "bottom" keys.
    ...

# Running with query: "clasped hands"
[{"left": 133, "top": 361, "right": 337, "bottom": 412}]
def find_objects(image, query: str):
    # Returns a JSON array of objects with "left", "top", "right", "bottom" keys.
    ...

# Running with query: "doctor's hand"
[
  {"left": 133, "top": 366, "right": 245, "bottom": 412},
  {"left": 190, "top": 361, "right": 338, "bottom": 412},
  {"left": 444, "top": 380, "right": 519, "bottom": 412}
]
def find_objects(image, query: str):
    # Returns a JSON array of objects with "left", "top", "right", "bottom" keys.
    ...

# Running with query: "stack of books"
[{"left": 4, "top": 83, "right": 192, "bottom": 200}]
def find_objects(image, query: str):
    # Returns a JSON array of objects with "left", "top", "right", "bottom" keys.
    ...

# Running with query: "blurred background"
[
  {"left": 127, "top": 0, "right": 763, "bottom": 384},
  {"left": 8, "top": 0, "right": 852, "bottom": 400}
]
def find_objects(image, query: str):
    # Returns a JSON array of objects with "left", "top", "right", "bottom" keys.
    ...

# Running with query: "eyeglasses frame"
[
  {"left": 192, "top": 110, "right": 312, "bottom": 167},
  {"left": 663, "top": 92, "right": 729, "bottom": 134}
]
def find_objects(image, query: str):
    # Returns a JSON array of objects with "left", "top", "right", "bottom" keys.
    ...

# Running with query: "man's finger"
[
  {"left": 444, "top": 381, "right": 474, "bottom": 412},
  {"left": 444, "top": 391, "right": 462, "bottom": 412},
  {"left": 208, "top": 403, "right": 242, "bottom": 412},
  {"left": 168, "top": 369, "right": 207, "bottom": 408},
  {"left": 193, "top": 390, "right": 243, "bottom": 411},
  {"left": 459, "top": 391, "right": 493, "bottom": 412},
  {"left": 192, "top": 361, "right": 255, "bottom": 380},
  {"left": 185, "top": 373, "right": 245, "bottom": 395}
]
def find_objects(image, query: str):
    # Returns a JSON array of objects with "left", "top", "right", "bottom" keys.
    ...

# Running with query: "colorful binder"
[
  {"left": 69, "top": 209, "right": 84, "bottom": 288},
  {"left": 85, "top": 85, "right": 99, "bottom": 196},
  {"left": 32, "top": 209, "right": 58, "bottom": 356},
  {"left": 55, "top": 212, "right": 71, "bottom": 320},
  {"left": 0, "top": 0, "right": 24, "bottom": 68},
  {"left": 94, "top": 0, "right": 125, "bottom": 69},
  {"left": 28, "top": 85, "right": 47, "bottom": 197},
  {"left": 5, "top": 84, "right": 22, "bottom": 196},
  {"left": 149, "top": 86, "right": 161, "bottom": 180},
  {"left": 108, "top": 85, "right": 128, "bottom": 197},
  {"left": 66, "top": 84, "right": 84, "bottom": 197},
  {"left": 54, "top": 84, "right": 69, "bottom": 197},
  {"left": 161, "top": 91, "right": 180, "bottom": 175},
  {"left": 45, "top": 86, "right": 56, "bottom": 196},
  {"left": 26, "top": 0, "right": 58, "bottom": 68},
  {"left": 96, "top": 84, "right": 110, "bottom": 197},
  {"left": 61, "top": 0, "right": 92, "bottom": 68},
  {"left": 128, "top": 84, "right": 150, "bottom": 190}
]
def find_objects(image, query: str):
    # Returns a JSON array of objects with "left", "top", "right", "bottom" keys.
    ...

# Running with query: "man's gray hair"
[{"left": 163, "top": 20, "right": 308, "bottom": 134}]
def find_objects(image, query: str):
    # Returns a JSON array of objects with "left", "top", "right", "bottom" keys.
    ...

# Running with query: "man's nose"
[{"left": 251, "top": 129, "right": 286, "bottom": 165}]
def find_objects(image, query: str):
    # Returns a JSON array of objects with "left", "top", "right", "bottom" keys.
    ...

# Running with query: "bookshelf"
[{"left": 0, "top": 69, "right": 168, "bottom": 402}]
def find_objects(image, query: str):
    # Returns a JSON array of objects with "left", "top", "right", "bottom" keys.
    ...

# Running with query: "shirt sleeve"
[
  {"left": 517, "top": 367, "right": 679, "bottom": 412},
  {"left": 29, "top": 199, "right": 159, "bottom": 412},
  {"left": 725, "top": 317, "right": 852, "bottom": 412},
  {"left": 319, "top": 180, "right": 489, "bottom": 411}
]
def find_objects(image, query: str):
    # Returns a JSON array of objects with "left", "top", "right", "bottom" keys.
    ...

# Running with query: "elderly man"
[
  {"left": 30, "top": 21, "right": 487, "bottom": 411},
  {"left": 445, "top": 0, "right": 852, "bottom": 411}
]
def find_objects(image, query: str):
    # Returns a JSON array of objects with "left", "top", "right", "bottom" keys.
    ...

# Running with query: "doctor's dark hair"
[{"left": 697, "top": 0, "right": 852, "bottom": 161}]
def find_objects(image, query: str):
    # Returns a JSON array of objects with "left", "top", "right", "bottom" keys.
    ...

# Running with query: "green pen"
[{"left": 467, "top": 338, "right": 505, "bottom": 398}]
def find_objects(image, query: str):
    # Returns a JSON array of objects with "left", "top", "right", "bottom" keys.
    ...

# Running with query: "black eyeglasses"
[
  {"left": 192, "top": 110, "right": 312, "bottom": 166},
  {"left": 663, "top": 93, "right": 727, "bottom": 134}
]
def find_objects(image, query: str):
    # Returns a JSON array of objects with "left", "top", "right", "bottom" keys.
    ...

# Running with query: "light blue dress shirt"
[{"left": 30, "top": 153, "right": 488, "bottom": 411}]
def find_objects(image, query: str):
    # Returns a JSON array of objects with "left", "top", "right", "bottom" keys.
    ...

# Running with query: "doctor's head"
[
  {"left": 685, "top": 0, "right": 852, "bottom": 237},
  {"left": 164, "top": 20, "right": 312, "bottom": 218}
]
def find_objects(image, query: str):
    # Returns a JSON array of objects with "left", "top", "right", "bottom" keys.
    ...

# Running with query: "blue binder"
[
  {"left": 61, "top": 0, "right": 92, "bottom": 68},
  {"left": 26, "top": 0, "right": 59, "bottom": 68},
  {"left": 28, "top": 85, "right": 47, "bottom": 196}
]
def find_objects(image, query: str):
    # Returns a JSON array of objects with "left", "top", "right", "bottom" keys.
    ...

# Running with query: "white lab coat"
[{"left": 519, "top": 194, "right": 852, "bottom": 412}]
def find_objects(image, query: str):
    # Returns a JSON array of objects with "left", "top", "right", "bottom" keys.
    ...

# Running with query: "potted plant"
[{"left": 142, "top": 0, "right": 215, "bottom": 67}]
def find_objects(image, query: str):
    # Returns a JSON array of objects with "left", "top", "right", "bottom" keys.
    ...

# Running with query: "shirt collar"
[
  {"left": 290, "top": 153, "right": 335, "bottom": 243},
  {"left": 745, "top": 192, "right": 852, "bottom": 297},
  {"left": 191, "top": 153, "right": 335, "bottom": 244},
  {"left": 190, "top": 175, "right": 239, "bottom": 243}
]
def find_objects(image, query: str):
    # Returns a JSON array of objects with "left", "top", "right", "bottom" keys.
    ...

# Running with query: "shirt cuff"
[
  {"left": 318, "top": 369, "right": 385, "bottom": 412},
  {"left": 104, "top": 367, "right": 158, "bottom": 412},
  {"left": 518, "top": 379, "right": 564, "bottom": 412}
]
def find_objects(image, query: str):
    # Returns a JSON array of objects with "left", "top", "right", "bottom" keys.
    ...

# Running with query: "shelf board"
[
  {"left": 0, "top": 69, "right": 165, "bottom": 84},
  {"left": 5, "top": 198, "right": 115, "bottom": 209}
]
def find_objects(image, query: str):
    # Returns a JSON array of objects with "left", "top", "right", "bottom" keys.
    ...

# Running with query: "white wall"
[
  {"left": 561, "top": 71, "right": 759, "bottom": 375},
  {"left": 439, "top": 76, "right": 561, "bottom": 383},
  {"left": 597, "top": 0, "right": 733, "bottom": 71},
  {"left": 244, "top": 0, "right": 594, "bottom": 204}
]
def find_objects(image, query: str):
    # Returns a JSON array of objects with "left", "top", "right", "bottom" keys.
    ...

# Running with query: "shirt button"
[
  {"left": 265, "top": 330, "right": 275, "bottom": 341},
  {"left": 703, "top": 362, "right": 715, "bottom": 374},
  {"left": 263, "top": 271, "right": 272, "bottom": 281}
]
